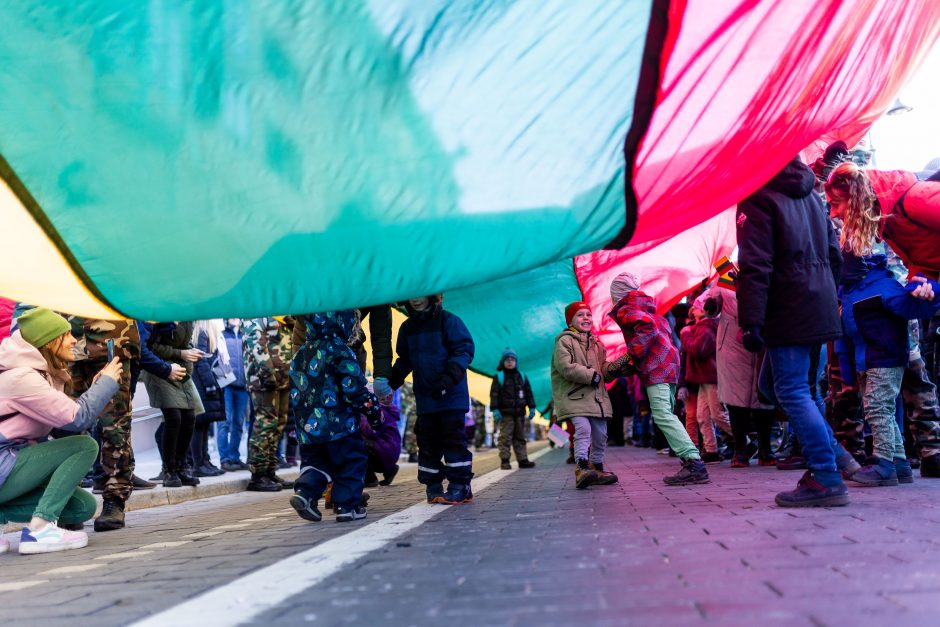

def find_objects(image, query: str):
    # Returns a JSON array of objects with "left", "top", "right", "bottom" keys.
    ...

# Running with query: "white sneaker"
[{"left": 18, "top": 522, "right": 88, "bottom": 554}]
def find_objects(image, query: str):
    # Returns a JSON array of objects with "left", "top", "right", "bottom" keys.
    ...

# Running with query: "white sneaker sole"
[{"left": 18, "top": 537, "right": 88, "bottom": 554}]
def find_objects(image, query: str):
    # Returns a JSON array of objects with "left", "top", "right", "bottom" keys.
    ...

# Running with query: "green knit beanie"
[{"left": 18, "top": 308, "right": 71, "bottom": 348}]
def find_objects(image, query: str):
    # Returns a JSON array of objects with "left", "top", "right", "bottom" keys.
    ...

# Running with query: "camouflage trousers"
[
  {"left": 828, "top": 348, "right": 940, "bottom": 460},
  {"left": 248, "top": 388, "right": 290, "bottom": 474},
  {"left": 403, "top": 411, "right": 418, "bottom": 456},
  {"left": 72, "top": 360, "right": 135, "bottom": 502}
]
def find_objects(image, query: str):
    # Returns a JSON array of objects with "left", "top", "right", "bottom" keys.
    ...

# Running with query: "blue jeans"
[
  {"left": 759, "top": 346, "right": 843, "bottom": 474},
  {"left": 219, "top": 386, "right": 250, "bottom": 463}
]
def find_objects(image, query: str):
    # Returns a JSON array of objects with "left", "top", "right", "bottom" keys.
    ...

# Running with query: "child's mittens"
[
  {"left": 373, "top": 377, "right": 394, "bottom": 398},
  {"left": 433, "top": 363, "right": 466, "bottom": 397},
  {"left": 610, "top": 353, "right": 635, "bottom": 376},
  {"left": 366, "top": 403, "right": 383, "bottom": 430},
  {"left": 527, "top": 408, "right": 536, "bottom": 420}
]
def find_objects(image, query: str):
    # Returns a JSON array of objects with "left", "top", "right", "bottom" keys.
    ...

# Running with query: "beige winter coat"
[{"left": 550, "top": 329, "right": 617, "bottom": 421}]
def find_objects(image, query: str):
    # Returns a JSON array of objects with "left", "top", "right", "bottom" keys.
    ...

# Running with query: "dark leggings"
[
  {"left": 728, "top": 405, "right": 775, "bottom": 459},
  {"left": 189, "top": 422, "right": 211, "bottom": 469},
  {"left": 161, "top": 408, "right": 196, "bottom": 472}
]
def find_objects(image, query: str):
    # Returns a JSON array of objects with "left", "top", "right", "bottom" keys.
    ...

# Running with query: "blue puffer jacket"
[
  {"left": 291, "top": 311, "right": 380, "bottom": 444},
  {"left": 389, "top": 304, "right": 475, "bottom": 415},
  {"left": 837, "top": 253, "right": 940, "bottom": 383}
]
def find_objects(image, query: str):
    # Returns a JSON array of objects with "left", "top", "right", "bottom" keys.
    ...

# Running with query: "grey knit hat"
[{"left": 610, "top": 272, "right": 641, "bottom": 303}]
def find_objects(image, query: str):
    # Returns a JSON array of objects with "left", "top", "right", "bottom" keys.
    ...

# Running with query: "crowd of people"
[{"left": 0, "top": 143, "right": 938, "bottom": 555}]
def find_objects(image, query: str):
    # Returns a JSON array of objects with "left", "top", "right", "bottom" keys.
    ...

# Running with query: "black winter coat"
[
  {"left": 192, "top": 330, "right": 225, "bottom": 424},
  {"left": 736, "top": 157, "right": 842, "bottom": 347},
  {"left": 489, "top": 368, "right": 535, "bottom": 416}
]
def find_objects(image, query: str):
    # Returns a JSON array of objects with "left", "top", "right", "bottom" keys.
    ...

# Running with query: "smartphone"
[{"left": 107, "top": 339, "right": 115, "bottom": 362}]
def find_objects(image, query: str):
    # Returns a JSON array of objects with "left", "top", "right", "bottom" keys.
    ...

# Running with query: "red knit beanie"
[{"left": 564, "top": 301, "right": 590, "bottom": 326}]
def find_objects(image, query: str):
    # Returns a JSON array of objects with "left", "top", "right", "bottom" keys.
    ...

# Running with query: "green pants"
[
  {"left": 646, "top": 383, "right": 701, "bottom": 461},
  {"left": 0, "top": 436, "right": 99, "bottom": 524}
]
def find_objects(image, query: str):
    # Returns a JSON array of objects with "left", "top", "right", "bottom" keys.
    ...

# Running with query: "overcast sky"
[{"left": 869, "top": 44, "right": 940, "bottom": 172}]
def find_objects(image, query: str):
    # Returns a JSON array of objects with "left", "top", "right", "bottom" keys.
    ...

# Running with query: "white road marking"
[
  {"left": 0, "top": 580, "right": 48, "bottom": 592},
  {"left": 94, "top": 550, "right": 153, "bottom": 560},
  {"left": 209, "top": 523, "right": 251, "bottom": 530},
  {"left": 40, "top": 564, "right": 106, "bottom": 575},
  {"left": 139, "top": 541, "right": 192, "bottom": 550},
  {"left": 132, "top": 446, "right": 553, "bottom": 627},
  {"left": 238, "top": 517, "right": 276, "bottom": 523},
  {"left": 181, "top": 531, "right": 223, "bottom": 539}
]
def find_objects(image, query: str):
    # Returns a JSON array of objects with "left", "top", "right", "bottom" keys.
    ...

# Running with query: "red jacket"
[
  {"left": 609, "top": 291, "right": 680, "bottom": 386},
  {"left": 0, "top": 298, "right": 13, "bottom": 343},
  {"left": 868, "top": 169, "right": 940, "bottom": 279},
  {"left": 684, "top": 317, "right": 718, "bottom": 385}
]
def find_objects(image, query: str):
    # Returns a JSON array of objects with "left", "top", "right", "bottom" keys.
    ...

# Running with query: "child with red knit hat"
[{"left": 550, "top": 301, "right": 632, "bottom": 489}]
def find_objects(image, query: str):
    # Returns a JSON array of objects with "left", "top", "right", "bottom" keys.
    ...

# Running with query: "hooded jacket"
[
  {"left": 736, "top": 157, "right": 842, "bottom": 346},
  {"left": 140, "top": 321, "right": 204, "bottom": 413},
  {"left": 291, "top": 311, "right": 381, "bottom": 444},
  {"left": 389, "top": 303, "right": 475, "bottom": 415},
  {"left": 609, "top": 291, "right": 680, "bottom": 386},
  {"left": 837, "top": 253, "right": 940, "bottom": 380},
  {"left": 866, "top": 169, "right": 940, "bottom": 279},
  {"left": 489, "top": 356, "right": 536, "bottom": 416},
  {"left": 0, "top": 331, "right": 118, "bottom": 490},
  {"left": 550, "top": 328, "right": 617, "bottom": 421}
]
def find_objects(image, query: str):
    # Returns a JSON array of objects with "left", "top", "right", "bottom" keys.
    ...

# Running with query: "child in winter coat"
[
  {"left": 836, "top": 253, "right": 940, "bottom": 486},
  {"left": 685, "top": 294, "right": 733, "bottom": 462},
  {"left": 0, "top": 308, "right": 122, "bottom": 554},
  {"left": 490, "top": 347, "right": 537, "bottom": 470},
  {"left": 289, "top": 311, "right": 382, "bottom": 523},
  {"left": 608, "top": 273, "right": 710, "bottom": 485},
  {"left": 376, "top": 295, "right": 476, "bottom": 505},
  {"left": 361, "top": 392, "right": 402, "bottom": 488},
  {"left": 550, "top": 302, "right": 631, "bottom": 488}
]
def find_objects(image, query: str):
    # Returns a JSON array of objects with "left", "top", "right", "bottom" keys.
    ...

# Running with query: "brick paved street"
[{"left": 5, "top": 444, "right": 940, "bottom": 626}]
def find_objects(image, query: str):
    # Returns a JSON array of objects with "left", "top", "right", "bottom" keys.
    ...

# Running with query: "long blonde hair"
[
  {"left": 192, "top": 319, "right": 224, "bottom": 354},
  {"left": 825, "top": 162, "right": 881, "bottom": 256},
  {"left": 38, "top": 334, "right": 72, "bottom": 386}
]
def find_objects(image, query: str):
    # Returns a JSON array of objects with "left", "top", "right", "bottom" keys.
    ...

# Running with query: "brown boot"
[
  {"left": 575, "top": 460, "right": 598, "bottom": 489},
  {"left": 590, "top": 462, "right": 619, "bottom": 485}
]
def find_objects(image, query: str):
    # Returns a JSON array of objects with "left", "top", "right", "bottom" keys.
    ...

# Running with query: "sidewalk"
[{"left": 98, "top": 441, "right": 545, "bottom": 514}]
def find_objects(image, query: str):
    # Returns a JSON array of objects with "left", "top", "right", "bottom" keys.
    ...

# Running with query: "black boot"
[
  {"left": 163, "top": 469, "right": 183, "bottom": 488},
  {"left": 94, "top": 498, "right": 126, "bottom": 532},
  {"left": 267, "top": 469, "right": 294, "bottom": 489},
  {"left": 177, "top": 467, "right": 200, "bottom": 487},
  {"left": 379, "top": 465, "right": 399, "bottom": 486},
  {"left": 247, "top": 473, "right": 282, "bottom": 492}
]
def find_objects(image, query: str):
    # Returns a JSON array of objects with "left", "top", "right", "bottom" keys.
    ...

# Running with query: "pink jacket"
[{"left": 0, "top": 331, "right": 92, "bottom": 443}]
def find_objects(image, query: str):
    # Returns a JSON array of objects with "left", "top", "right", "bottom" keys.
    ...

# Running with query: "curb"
[{"left": 93, "top": 441, "right": 551, "bottom": 515}]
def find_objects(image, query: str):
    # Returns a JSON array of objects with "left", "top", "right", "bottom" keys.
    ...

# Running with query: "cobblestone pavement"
[{"left": 5, "top": 444, "right": 940, "bottom": 626}]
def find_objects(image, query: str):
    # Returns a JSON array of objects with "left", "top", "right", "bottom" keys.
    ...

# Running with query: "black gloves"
[
  {"left": 742, "top": 325, "right": 765, "bottom": 353},
  {"left": 433, "top": 363, "right": 466, "bottom": 397},
  {"left": 591, "top": 371, "right": 602, "bottom": 388}
]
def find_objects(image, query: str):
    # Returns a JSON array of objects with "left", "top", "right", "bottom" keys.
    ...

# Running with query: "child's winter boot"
[
  {"left": 290, "top": 493, "right": 323, "bottom": 522},
  {"left": 575, "top": 459, "right": 598, "bottom": 489},
  {"left": 590, "top": 462, "right": 618, "bottom": 485},
  {"left": 663, "top": 458, "right": 710, "bottom": 486}
]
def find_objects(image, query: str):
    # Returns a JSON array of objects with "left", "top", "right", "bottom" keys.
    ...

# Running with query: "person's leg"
[
  {"left": 328, "top": 435, "right": 368, "bottom": 511},
  {"left": 695, "top": 391, "right": 718, "bottom": 453},
  {"left": 98, "top": 360, "right": 135, "bottom": 504},
  {"left": 439, "top": 410, "right": 473, "bottom": 487},
  {"left": 190, "top": 423, "right": 206, "bottom": 469},
  {"left": 219, "top": 387, "right": 235, "bottom": 463},
  {"left": 861, "top": 368, "right": 906, "bottom": 463},
  {"left": 161, "top": 408, "right": 182, "bottom": 476},
  {"left": 415, "top": 413, "right": 444, "bottom": 495},
  {"left": 752, "top": 408, "right": 776, "bottom": 461},
  {"left": 497, "top": 412, "right": 513, "bottom": 464},
  {"left": 767, "top": 346, "right": 840, "bottom": 476},
  {"left": 291, "top": 442, "right": 330, "bottom": 521},
  {"left": 703, "top": 384, "right": 733, "bottom": 436},
  {"left": 728, "top": 405, "right": 751, "bottom": 461},
  {"left": 588, "top": 418, "right": 608, "bottom": 466},
  {"left": 571, "top": 416, "right": 593, "bottom": 463},
  {"left": 173, "top": 409, "right": 196, "bottom": 471},
  {"left": 57, "top": 489, "right": 98, "bottom": 526},
  {"left": 684, "top": 392, "right": 699, "bottom": 447},
  {"left": 646, "top": 384, "right": 700, "bottom": 460},
  {"left": 0, "top": 487, "right": 46, "bottom": 524},
  {"left": 827, "top": 352, "right": 865, "bottom": 462},
  {"left": 232, "top": 389, "right": 250, "bottom": 463},
  {"left": 902, "top": 356, "right": 940, "bottom": 460},
  {"left": 248, "top": 390, "right": 279, "bottom": 476},
  {"left": 0, "top": 436, "right": 98, "bottom": 524},
  {"left": 512, "top": 414, "right": 529, "bottom": 462}
]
